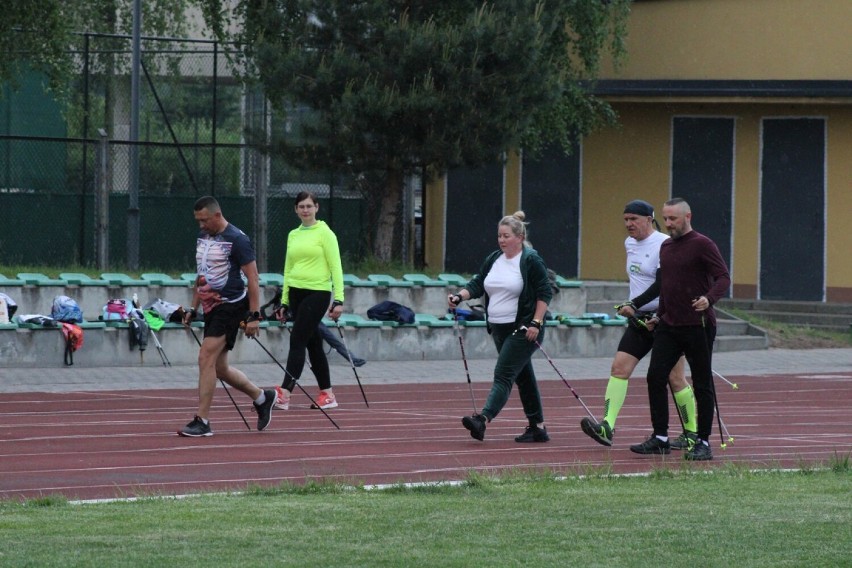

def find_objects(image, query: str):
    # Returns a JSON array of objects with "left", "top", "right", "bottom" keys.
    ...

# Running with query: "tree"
[
  {"left": 2, "top": 0, "right": 197, "bottom": 99},
  {"left": 195, "top": 1, "right": 631, "bottom": 261},
  {"left": 1, "top": 1, "right": 72, "bottom": 93}
]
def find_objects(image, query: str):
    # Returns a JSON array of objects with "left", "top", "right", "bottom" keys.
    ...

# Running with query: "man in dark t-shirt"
[
  {"left": 178, "top": 196, "right": 275, "bottom": 437},
  {"left": 630, "top": 198, "right": 731, "bottom": 461}
]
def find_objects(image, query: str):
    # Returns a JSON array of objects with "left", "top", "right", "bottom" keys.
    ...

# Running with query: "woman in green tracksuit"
[{"left": 448, "top": 211, "right": 553, "bottom": 443}]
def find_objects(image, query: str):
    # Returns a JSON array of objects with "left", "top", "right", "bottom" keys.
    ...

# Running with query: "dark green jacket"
[{"left": 462, "top": 247, "right": 552, "bottom": 330}]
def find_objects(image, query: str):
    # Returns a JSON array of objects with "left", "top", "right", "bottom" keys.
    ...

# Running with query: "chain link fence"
[{"left": 0, "top": 31, "right": 369, "bottom": 272}]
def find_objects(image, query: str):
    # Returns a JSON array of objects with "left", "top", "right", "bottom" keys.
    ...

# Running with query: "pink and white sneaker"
[
  {"left": 311, "top": 390, "right": 338, "bottom": 409},
  {"left": 273, "top": 385, "right": 290, "bottom": 410}
]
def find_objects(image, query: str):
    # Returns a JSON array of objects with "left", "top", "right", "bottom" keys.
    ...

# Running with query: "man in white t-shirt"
[{"left": 580, "top": 200, "right": 696, "bottom": 447}]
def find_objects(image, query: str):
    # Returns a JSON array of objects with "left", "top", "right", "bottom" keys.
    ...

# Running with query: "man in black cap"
[
  {"left": 580, "top": 199, "right": 695, "bottom": 448},
  {"left": 629, "top": 198, "right": 730, "bottom": 461}
]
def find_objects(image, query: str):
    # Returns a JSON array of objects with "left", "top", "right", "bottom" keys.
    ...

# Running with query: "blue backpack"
[{"left": 51, "top": 295, "right": 84, "bottom": 323}]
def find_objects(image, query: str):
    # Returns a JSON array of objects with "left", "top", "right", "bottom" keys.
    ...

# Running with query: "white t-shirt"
[
  {"left": 625, "top": 230, "right": 669, "bottom": 312},
  {"left": 484, "top": 253, "right": 523, "bottom": 324}
]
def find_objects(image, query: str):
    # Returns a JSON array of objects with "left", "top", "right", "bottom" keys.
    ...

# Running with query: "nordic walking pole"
[
  {"left": 451, "top": 309, "right": 478, "bottom": 413},
  {"left": 244, "top": 327, "right": 340, "bottom": 429},
  {"left": 150, "top": 330, "right": 171, "bottom": 367},
  {"left": 335, "top": 321, "right": 369, "bottom": 407},
  {"left": 699, "top": 315, "right": 730, "bottom": 449},
  {"left": 523, "top": 327, "right": 597, "bottom": 421},
  {"left": 188, "top": 326, "right": 251, "bottom": 431},
  {"left": 713, "top": 369, "right": 739, "bottom": 390}
]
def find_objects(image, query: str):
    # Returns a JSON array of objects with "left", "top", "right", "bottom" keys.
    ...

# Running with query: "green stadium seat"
[
  {"left": 343, "top": 274, "right": 379, "bottom": 287},
  {"left": 601, "top": 317, "right": 628, "bottom": 327},
  {"left": 259, "top": 273, "right": 284, "bottom": 287},
  {"left": 582, "top": 313, "right": 611, "bottom": 323},
  {"left": 0, "top": 322, "right": 18, "bottom": 330},
  {"left": 181, "top": 273, "right": 199, "bottom": 284},
  {"left": 562, "top": 318, "right": 593, "bottom": 327},
  {"left": 367, "top": 274, "right": 414, "bottom": 287},
  {"left": 438, "top": 273, "right": 468, "bottom": 287},
  {"left": 402, "top": 273, "right": 446, "bottom": 287},
  {"left": 59, "top": 273, "right": 109, "bottom": 286},
  {"left": 78, "top": 321, "right": 107, "bottom": 329},
  {"left": 414, "top": 313, "right": 454, "bottom": 327},
  {"left": 16, "top": 273, "right": 66, "bottom": 286},
  {"left": 100, "top": 273, "right": 147, "bottom": 286},
  {"left": 337, "top": 313, "right": 383, "bottom": 327},
  {"left": 140, "top": 273, "right": 188, "bottom": 286},
  {"left": 0, "top": 273, "right": 25, "bottom": 286},
  {"left": 460, "top": 319, "right": 487, "bottom": 327},
  {"left": 554, "top": 275, "right": 583, "bottom": 288}
]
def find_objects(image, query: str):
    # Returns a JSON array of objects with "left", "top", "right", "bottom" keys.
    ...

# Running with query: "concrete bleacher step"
[
  {"left": 584, "top": 282, "right": 769, "bottom": 352},
  {"left": 718, "top": 298, "right": 852, "bottom": 333}
]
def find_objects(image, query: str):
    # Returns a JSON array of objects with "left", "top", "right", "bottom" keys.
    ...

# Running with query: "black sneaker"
[
  {"left": 462, "top": 414, "right": 487, "bottom": 441},
  {"left": 254, "top": 389, "right": 276, "bottom": 431},
  {"left": 178, "top": 415, "right": 213, "bottom": 437},
  {"left": 515, "top": 425, "right": 550, "bottom": 443},
  {"left": 580, "top": 418, "right": 613, "bottom": 447},
  {"left": 629, "top": 434, "right": 671, "bottom": 455},
  {"left": 684, "top": 440, "right": 713, "bottom": 461},
  {"left": 669, "top": 431, "right": 697, "bottom": 451}
]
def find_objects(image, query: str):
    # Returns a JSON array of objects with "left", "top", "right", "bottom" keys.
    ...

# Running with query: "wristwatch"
[{"left": 247, "top": 311, "right": 261, "bottom": 322}]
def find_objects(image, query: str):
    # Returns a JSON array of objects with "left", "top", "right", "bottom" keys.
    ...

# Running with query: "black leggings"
[{"left": 283, "top": 288, "right": 332, "bottom": 391}]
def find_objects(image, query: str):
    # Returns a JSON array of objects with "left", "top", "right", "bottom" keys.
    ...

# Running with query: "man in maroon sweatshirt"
[{"left": 630, "top": 198, "right": 731, "bottom": 461}]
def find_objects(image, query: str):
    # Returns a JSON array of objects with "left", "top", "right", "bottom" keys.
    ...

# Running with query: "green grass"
[
  {"left": 0, "top": 468, "right": 849, "bottom": 567},
  {"left": 726, "top": 307, "right": 852, "bottom": 348}
]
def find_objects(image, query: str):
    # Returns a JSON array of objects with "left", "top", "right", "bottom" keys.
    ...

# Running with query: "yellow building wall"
[
  {"left": 826, "top": 107, "right": 852, "bottom": 301},
  {"left": 423, "top": 175, "right": 446, "bottom": 272},
  {"left": 603, "top": 0, "right": 852, "bottom": 80},
  {"left": 580, "top": 105, "right": 673, "bottom": 282},
  {"left": 581, "top": 102, "right": 852, "bottom": 299}
]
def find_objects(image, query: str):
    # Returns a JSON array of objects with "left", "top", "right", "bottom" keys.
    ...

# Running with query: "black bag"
[
  {"left": 367, "top": 300, "right": 415, "bottom": 324},
  {"left": 129, "top": 315, "right": 149, "bottom": 351}
]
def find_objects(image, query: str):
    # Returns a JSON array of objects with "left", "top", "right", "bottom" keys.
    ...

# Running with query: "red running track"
[{"left": 1, "top": 373, "right": 850, "bottom": 501}]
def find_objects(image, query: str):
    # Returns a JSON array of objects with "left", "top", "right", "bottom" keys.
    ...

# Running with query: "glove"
[{"left": 273, "top": 305, "right": 289, "bottom": 323}]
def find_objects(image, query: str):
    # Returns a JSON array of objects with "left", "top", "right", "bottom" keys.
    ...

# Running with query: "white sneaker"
[{"left": 273, "top": 385, "right": 290, "bottom": 410}]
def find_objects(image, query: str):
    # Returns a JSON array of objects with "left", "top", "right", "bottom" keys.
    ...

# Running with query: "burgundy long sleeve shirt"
[{"left": 657, "top": 230, "right": 731, "bottom": 328}]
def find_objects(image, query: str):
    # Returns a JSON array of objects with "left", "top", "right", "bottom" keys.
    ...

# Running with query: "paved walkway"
[{"left": 2, "top": 347, "right": 850, "bottom": 393}]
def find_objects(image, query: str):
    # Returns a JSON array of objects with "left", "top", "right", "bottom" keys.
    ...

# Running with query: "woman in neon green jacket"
[{"left": 273, "top": 191, "right": 345, "bottom": 411}]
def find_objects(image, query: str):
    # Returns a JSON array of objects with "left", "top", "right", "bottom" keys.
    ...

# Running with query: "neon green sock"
[
  {"left": 602, "top": 376, "right": 629, "bottom": 429},
  {"left": 673, "top": 384, "right": 697, "bottom": 433}
]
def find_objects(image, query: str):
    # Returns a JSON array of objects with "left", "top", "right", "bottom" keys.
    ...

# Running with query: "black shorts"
[
  {"left": 616, "top": 321, "right": 655, "bottom": 360},
  {"left": 203, "top": 297, "right": 249, "bottom": 351}
]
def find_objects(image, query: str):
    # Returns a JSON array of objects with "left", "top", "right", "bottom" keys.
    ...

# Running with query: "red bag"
[{"left": 60, "top": 323, "right": 84, "bottom": 366}]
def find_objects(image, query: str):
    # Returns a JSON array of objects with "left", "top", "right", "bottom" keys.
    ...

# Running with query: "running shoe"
[
  {"left": 273, "top": 385, "right": 290, "bottom": 410},
  {"left": 515, "top": 424, "right": 550, "bottom": 443},
  {"left": 178, "top": 415, "right": 213, "bottom": 437},
  {"left": 311, "top": 390, "right": 338, "bottom": 409},
  {"left": 580, "top": 418, "right": 613, "bottom": 447},
  {"left": 669, "top": 431, "right": 697, "bottom": 451},
  {"left": 254, "top": 389, "right": 276, "bottom": 431},
  {"left": 629, "top": 434, "right": 671, "bottom": 455},
  {"left": 462, "top": 414, "right": 487, "bottom": 441},
  {"left": 684, "top": 440, "right": 713, "bottom": 461},
  {"left": 352, "top": 358, "right": 367, "bottom": 368}
]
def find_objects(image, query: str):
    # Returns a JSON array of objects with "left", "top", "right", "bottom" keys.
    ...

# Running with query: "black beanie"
[{"left": 623, "top": 199, "right": 655, "bottom": 217}]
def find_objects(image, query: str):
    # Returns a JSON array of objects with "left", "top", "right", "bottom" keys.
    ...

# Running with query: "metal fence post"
[{"left": 95, "top": 129, "right": 110, "bottom": 270}]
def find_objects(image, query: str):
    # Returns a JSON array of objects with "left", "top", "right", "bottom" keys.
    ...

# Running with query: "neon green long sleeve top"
[{"left": 280, "top": 220, "right": 344, "bottom": 305}]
